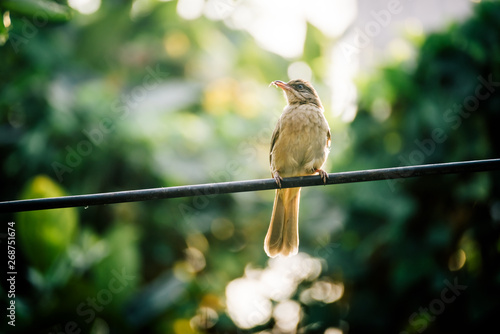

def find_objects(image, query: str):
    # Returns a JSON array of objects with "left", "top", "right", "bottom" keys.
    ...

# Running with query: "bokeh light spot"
[
  {"left": 164, "top": 31, "right": 191, "bottom": 58},
  {"left": 173, "top": 319, "right": 196, "bottom": 334},
  {"left": 185, "top": 247, "right": 206, "bottom": 273},
  {"left": 388, "top": 38, "right": 414, "bottom": 62},
  {"left": 186, "top": 232, "right": 209, "bottom": 252},
  {"left": 203, "top": 77, "right": 238, "bottom": 115},
  {"left": 288, "top": 61, "right": 313, "bottom": 81},
  {"left": 371, "top": 97, "right": 392, "bottom": 122},
  {"left": 225, "top": 253, "right": 328, "bottom": 330},
  {"left": 3, "top": 11, "right": 11, "bottom": 28},
  {"left": 273, "top": 300, "right": 301, "bottom": 332},
  {"left": 211, "top": 218, "right": 235, "bottom": 240},
  {"left": 384, "top": 132, "right": 402, "bottom": 154},
  {"left": 68, "top": 0, "right": 101, "bottom": 15},
  {"left": 448, "top": 248, "right": 467, "bottom": 271},
  {"left": 190, "top": 306, "right": 218, "bottom": 330},
  {"left": 226, "top": 277, "right": 272, "bottom": 329},
  {"left": 300, "top": 280, "right": 344, "bottom": 305},
  {"left": 177, "top": 0, "right": 204, "bottom": 20}
]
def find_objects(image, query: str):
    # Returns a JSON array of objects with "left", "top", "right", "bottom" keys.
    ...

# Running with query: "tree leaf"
[{"left": 2, "top": 0, "right": 73, "bottom": 22}]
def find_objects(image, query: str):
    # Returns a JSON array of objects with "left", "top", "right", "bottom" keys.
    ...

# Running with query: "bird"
[{"left": 264, "top": 79, "right": 331, "bottom": 258}]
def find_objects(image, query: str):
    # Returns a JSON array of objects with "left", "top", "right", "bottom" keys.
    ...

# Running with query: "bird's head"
[{"left": 271, "top": 79, "right": 323, "bottom": 109}]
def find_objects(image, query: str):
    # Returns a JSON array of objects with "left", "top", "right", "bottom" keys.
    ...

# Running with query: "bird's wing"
[
  {"left": 269, "top": 119, "right": 281, "bottom": 164},
  {"left": 326, "top": 127, "right": 331, "bottom": 149}
]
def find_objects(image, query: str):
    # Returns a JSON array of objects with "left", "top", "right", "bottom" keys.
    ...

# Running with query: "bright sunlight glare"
[
  {"left": 273, "top": 300, "right": 302, "bottom": 332},
  {"left": 225, "top": 253, "right": 325, "bottom": 330},
  {"left": 184, "top": 0, "right": 357, "bottom": 59},
  {"left": 288, "top": 61, "right": 313, "bottom": 82},
  {"left": 226, "top": 276, "right": 272, "bottom": 329},
  {"left": 68, "top": 0, "right": 101, "bottom": 15},
  {"left": 177, "top": 0, "right": 204, "bottom": 20}
]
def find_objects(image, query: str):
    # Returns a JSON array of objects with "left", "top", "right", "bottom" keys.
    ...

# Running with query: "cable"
[{"left": 1, "top": 158, "right": 499, "bottom": 213}]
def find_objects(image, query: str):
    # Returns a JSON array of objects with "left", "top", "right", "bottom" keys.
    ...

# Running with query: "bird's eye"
[{"left": 297, "top": 84, "right": 304, "bottom": 90}]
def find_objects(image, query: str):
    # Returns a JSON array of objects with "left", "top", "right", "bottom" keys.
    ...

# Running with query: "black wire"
[{"left": 1, "top": 158, "right": 499, "bottom": 213}]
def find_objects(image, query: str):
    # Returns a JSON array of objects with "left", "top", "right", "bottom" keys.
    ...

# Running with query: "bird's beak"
[{"left": 270, "top": 80, "right": 291, "bottom": 91}]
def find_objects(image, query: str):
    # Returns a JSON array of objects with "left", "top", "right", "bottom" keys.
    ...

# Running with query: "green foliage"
[
  {"left": 92, "top": 223, "right": 140, "bottom": 303},
  {"left": 2, "top": 0, "right": 72, "bottom": 21},
  {"left": 1, "top": 1, "right": 500, "bottom": 334},
  {"left": 0, "top": 0, "right": 72, "bottom": 45},
  {"left": 343, "top": 2, "right": 500, "bottom": 332},
  {"left": 17, "top": 175, "right": 78, "bottom": 273}
]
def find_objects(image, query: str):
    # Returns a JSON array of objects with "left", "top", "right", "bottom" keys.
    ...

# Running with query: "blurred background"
[{"left": 1, "top": 0, "right": 500, "bottom": 333}]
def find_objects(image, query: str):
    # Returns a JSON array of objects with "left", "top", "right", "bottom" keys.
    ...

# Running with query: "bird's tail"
[{"left": 264, "top": 187, "right": 301, "bottom": 257}]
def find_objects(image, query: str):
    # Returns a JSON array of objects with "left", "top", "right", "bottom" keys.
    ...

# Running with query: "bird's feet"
[
  {"left": 273, "top": 171, "right": 283, "bottom": 188},
  {"left": 315, "top": 169, "right": 329, "bottom": 184}
]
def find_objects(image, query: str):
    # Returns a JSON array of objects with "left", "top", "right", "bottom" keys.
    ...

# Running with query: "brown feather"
[
  {"left": 264, "top": 188, "right": 301, "bottom": 257},
  {"left": 265, "top": 79, "right": 331, "bottom": 257}
]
